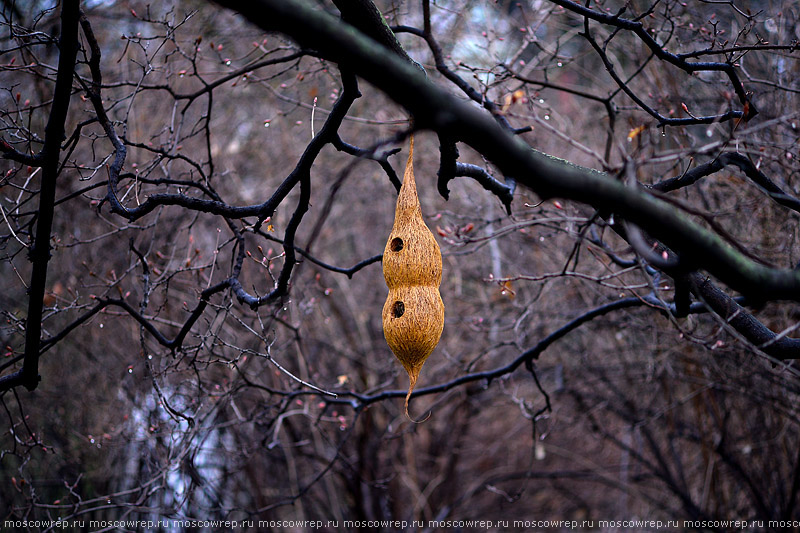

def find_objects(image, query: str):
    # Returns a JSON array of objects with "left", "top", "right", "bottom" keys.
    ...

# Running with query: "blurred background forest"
[{"left": 1, "top": 0, "right": 800, "bottom": 529}]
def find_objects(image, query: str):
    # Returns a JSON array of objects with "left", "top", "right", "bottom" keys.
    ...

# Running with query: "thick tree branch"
[
  {"left": 16, "top": 0, "right": 81, "bottom": 392},
  {"left": 332, "top": 0, "right": 423, "bottom": 73},
  {"left": 212, "top": 0, "right": 800, "bottom": 302},
  {"left": 687, "top": 272, "right": 800, "bottom": 359}
]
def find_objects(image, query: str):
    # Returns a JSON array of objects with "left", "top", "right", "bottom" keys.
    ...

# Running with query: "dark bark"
[
  {"left": 331, "top": 0, "right": 423, "bottom": 73},
  {"left": 653, "top": 152, "right": 800, "bottom": 215},
  {"left": 14, "top": 0, "right": 80, "bottom": 391},
  {"left": 212, "top": 0, "right": 800, "bottom": 302},
  {"left": 687, "top": 272, "right": 800, "bottom": 359}
]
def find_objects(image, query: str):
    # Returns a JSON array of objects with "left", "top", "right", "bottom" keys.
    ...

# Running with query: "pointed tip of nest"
[
  {"left": 403, "top": 370, "right": 431, "bottom": 423},
  {"left": 403, "top": 135, "right": 416, "bottom": 182}
]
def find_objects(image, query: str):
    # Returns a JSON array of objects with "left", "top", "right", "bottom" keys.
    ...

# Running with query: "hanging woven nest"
[{"left": 382, "top": 136, "right": 445, "bottom": 421}]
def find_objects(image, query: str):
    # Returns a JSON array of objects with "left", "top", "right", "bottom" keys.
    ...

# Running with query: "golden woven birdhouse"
[{"left": 382, "top": 136, "right": 445, "bottom": 420}]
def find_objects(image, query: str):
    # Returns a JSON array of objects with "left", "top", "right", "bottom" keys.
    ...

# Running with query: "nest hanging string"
[{"left": 382, "top": 135, "right": 445, "bottom": 422}]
